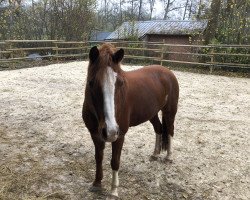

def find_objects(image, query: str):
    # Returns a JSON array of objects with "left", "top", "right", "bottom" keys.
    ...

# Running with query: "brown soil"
[{"left": 0, "top": 61, "right": 249, "bottom": 200}]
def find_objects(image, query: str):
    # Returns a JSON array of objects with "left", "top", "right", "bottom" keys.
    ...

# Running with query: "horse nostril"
[{"left": 102, "top": 128, "right": 107, "bottom": 140}]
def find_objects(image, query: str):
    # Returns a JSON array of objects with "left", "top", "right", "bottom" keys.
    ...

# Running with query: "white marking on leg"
[
  {"left": 102, "top": 67, "right": 119, "bottom": 141},
  {"left": 166, "top": 135, "right": 173, "bottom": 160},
  {"left": 153, "top": 134, "right": 161, "bottom": 155},
  {"left": 111, "top": 170, "right": 119, "bottom": 197}
]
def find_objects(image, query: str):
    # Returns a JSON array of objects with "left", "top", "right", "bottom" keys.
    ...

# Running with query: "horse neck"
[{"left": 115, "top": 71, "right": 127, "bottom": 118}]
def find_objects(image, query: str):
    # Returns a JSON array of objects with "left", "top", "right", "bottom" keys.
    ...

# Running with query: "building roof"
[
  {"left": 106, "top": 20, "right": 208, "bottom": 40},
  {"left": 90, "top": 31, "right": 111, "bottom": 41}
]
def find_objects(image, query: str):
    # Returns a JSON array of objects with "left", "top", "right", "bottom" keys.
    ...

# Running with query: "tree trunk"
[
  {"left": 196, "top": 0, "right": 202, "bottom": 20},
  {"left": 163, "top": 0, "right": 171, "bottom": 20},
  {"left": 188, "top": 0, "right": 192, "bottom": 19},
  {"left": 204, "top": 0, "right": 222, "bottom": 44},
  {"left": 119, "top": 0, "right": 123, "bottom": 23},
  {"left": 104, "top": 0, "right": 107, "bottom": 29},
  {"left": 238, "top": 0, "right": 248, "bottom": 44},
  {"left": 183, "top": 0, "right": 189, "bottom": 20},
  {"left": 138, "top": 0, "right": 143, "bottom": 21},
  {"left": 149, "top": 0, "right": 155, "bottom": 20}
]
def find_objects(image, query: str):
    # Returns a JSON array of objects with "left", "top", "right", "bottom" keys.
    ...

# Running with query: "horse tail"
[{"left": 161, "top": 114, "right": 168, "bottom": 151}]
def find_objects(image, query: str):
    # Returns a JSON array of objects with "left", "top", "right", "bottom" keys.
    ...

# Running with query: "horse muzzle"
[{"left": 101, "top": 125, "right": 119, "bottom": 142}]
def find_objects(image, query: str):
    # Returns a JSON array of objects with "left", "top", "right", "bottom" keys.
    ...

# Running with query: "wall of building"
[{"left": 144, "top": 34, "right": 203, "bottom": 62}]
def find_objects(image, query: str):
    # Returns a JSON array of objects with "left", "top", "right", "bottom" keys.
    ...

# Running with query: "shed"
[
  {"left": 106, "top": 20, "right": 207, "bottom": 43},
  {"left": 106, "top": 20, "right": 208, "bottom": 62}
]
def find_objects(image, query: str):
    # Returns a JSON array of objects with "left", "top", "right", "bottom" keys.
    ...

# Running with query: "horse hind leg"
[
  {"left": 162, "top": 106, "right": 177, "bottom": 161},
  {"left": 149, "top": 114, "right": 162, "bottom": 160}
]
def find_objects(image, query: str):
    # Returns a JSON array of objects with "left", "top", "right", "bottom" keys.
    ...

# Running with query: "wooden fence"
[{"left": 0, "top": 40, "right": 249, "bottom": 73}]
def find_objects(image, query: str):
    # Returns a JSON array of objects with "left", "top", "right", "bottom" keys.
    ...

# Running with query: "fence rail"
[{"left": 0, "top": 40, "right": 249, "bottom": 72}]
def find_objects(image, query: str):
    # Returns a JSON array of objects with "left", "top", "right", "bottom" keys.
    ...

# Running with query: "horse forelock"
[
  {"left": 87, "top": 43, "right": 122, "bottom": 86},
  {"left": 99, "top": 43, "right": 116, "bottom": 55}
]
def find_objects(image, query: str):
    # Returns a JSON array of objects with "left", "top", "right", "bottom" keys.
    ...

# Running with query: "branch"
[{"left": 168, "top": 6, "right": 185, "bottom": 12}]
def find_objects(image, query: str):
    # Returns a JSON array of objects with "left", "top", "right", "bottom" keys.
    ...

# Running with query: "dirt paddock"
[{"left": 0, "top": 61, "right": 249, "bottom": 200}]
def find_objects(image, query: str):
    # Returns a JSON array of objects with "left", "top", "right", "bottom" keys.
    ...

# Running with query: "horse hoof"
[
  {"left": 164, "top": 157, "right": 173, "bottom": 163},
  {"left": 106, "top": 194, "right": 119, "bottom": 200},
  {"left": 89, "top": 185, "right": 102, "bottom": 192},
  {"left": 149, "top": 155, "right": 159, "bottom": 161}
]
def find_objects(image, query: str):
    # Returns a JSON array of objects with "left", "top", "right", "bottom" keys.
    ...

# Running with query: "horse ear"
[
  {"left": 113, "top": 48, "right": 124, "bottom": 63},
  {"left": 89, "top": 46, "right": 99, "bottom": 63}
]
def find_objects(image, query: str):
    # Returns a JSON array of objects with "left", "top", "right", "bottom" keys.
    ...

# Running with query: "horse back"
[{"left": 122, "top": 65, "right": 179, "bottom": 127}]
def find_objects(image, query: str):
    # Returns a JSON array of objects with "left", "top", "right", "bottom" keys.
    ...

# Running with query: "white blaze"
[{"left": 102, "top": 67, "right": 119, "bottom": 136}]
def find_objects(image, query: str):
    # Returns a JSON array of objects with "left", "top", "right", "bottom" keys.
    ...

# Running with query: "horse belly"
[
  {"left": 129, "top": 100, "right": 161, "bottom": 127},
  {"left": 126, "top": 67, "right": 170, "bottom": 127}
]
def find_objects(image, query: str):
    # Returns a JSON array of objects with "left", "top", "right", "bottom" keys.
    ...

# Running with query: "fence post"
[
  {"left": 7, "top": 41, "right": 15, "bottom": 69},
  {"left": 55, "top": 42, "right": 59, "bottom": 62},
  {"left": 160, "top": 39, "right": 165, "bottom": 66},
  {"left": 142, "top": 40, "right": 146, "bottom": 57},
  {"left": 6, "top": 41, "right": 14, "bottom": 59},
  {"left": 209, "top": 47, "right": 214, "bottom": 73}
]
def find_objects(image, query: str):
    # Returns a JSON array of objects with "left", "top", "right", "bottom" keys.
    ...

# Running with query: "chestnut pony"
[{"left": 82, "top": 43, "right": 179, "bottom": 198}]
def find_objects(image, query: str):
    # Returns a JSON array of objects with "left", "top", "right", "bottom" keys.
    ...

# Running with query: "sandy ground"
[{"left": 0, "top": 61, "right": 249, "bottom": 200}]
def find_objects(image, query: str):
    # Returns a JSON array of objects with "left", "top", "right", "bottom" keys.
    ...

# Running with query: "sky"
[
  {"left": 152, "top": 0, "right": 165, "bottom": 18},
  {"left": 98, "top": 0, "right": 188, "bottom": 20},
  {"left": 22, "top": 0, "right": 194, "bottom": 20}
]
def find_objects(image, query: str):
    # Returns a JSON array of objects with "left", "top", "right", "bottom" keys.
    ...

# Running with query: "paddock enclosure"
[{"left": 0, "top": 61, "right": 249, "bottom": 200}]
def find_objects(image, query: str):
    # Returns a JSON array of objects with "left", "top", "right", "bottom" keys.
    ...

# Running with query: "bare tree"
[
  {"left": 104, "top": 0, "right": 108, "bottom": 29},
  {"left": 138, "top": 0, "right": 143, "bottom": 20},
  {"left": 161, "top": 0, "right": 183, "bottom": 20},
  {"left": 188, "top": 0, "right": 193, "bottom": 19},
  {"left": 148, "top": 0, "right": 155, "bottom": 20},
  {"left": 183, "top": 0, "right": 189, "bottom": 20},
  {"left": 129, "top": 0, "right": 136, "bottom": 19},
  {"left": 163, "top": 0, "right": 172, "bottom": 19},
  {"left": 119, "top": 0, "right": 123, "bottom": 22}
]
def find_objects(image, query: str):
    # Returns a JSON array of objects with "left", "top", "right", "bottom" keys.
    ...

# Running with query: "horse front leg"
[
  {"left": 90, "top": 135, "right": 105, "bottom": 191},
  {"left": 109, "top": 136, "right": 124, "bottom": 198}
]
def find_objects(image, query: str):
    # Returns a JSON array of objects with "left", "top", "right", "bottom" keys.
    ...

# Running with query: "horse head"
[{"left": 87, "top": 43, "right": 124, "bottom": 142}]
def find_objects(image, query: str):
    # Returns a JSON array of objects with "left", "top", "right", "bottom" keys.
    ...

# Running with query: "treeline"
[
  {"left": 0, "top": 0, "right": 249, "bottom": 44},
  {"left": 0, "top": 0, "right": 96, "bottom": 40}
]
